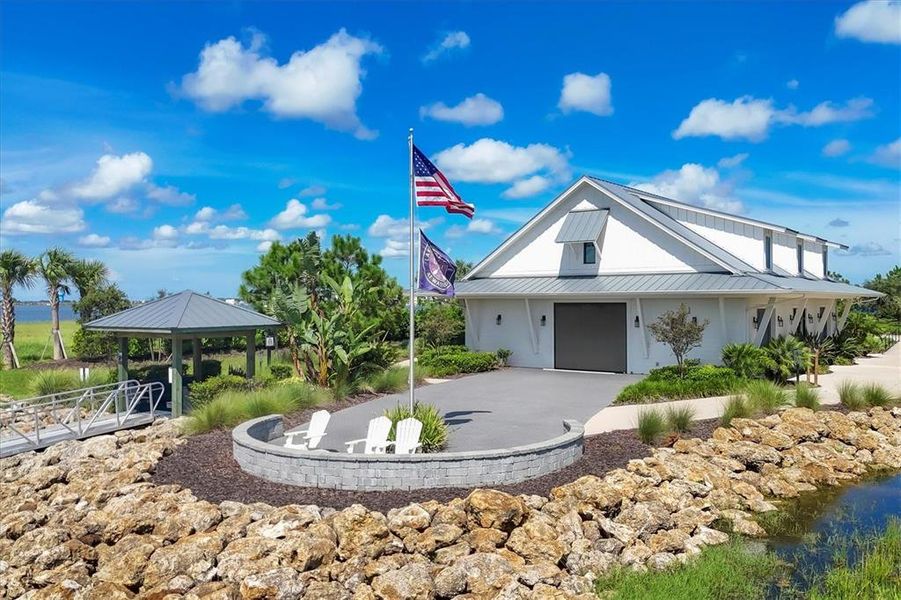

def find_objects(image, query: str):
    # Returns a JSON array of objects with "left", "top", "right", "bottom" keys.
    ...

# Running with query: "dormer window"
[
  {"left": 797, "top": 241, "right": 804, "bottom": 274},
  {"left": 764, "top": 233, "right": 773, "bottom": 271},
  {"left": 583, "top": 242, "right": 596, "bottom": 264}
]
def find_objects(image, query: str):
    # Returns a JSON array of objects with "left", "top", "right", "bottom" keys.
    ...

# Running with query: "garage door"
[{"left": 554, "top": 303, "right": 627, "bottom": 372}]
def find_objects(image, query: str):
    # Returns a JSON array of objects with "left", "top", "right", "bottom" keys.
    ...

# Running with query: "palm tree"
[
  {"left": 69, "top": 258, "right": 109, "bottom": 301},
  {"left": 37, "top": 248, "right": 75, "bottom": 360},
  {"left": 0, "top": 250, "right": 37, "bottom": 368}
]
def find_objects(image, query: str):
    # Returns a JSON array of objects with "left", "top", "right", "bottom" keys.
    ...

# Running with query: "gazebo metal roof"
[{"left": 84, "top": 290, "right": 281, "bottom": 335}]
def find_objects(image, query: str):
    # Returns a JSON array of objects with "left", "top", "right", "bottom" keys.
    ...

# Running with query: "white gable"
[{"left": 476, "top": 182, "right": 721, "bottom": 278}]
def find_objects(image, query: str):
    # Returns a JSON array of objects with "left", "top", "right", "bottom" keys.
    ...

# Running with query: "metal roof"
[
  {"left": 555, "top": 209, "right": 608, "bottom": 243},
  {"left": 455, "top": 273, "right": 881, "bottom": 298},
  {"left": 588, "top": 178, "right": 758, "bottom": 274},
  {"left": 84, "top": 290, "right": 282, "bottom": 335}
]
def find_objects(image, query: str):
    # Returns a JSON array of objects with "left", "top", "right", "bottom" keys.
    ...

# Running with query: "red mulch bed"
[{"left": 151, "top": 404, "right": 720, "bottom": 512}]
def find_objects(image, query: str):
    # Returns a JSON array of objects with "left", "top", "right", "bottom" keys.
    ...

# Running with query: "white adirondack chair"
[
  {"left": 344, "top": 416, "right": 392, "bottom": 454},
  {"left": 285, "top": 410, "right": 330, "bottom": 450},
  {"left": 386, "top": 417, "right": 423, "bottom": 454}
]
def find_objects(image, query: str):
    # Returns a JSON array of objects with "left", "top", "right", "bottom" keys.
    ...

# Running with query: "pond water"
[{"left": 762, "top": 472, "right": 901, "bottom": 597}]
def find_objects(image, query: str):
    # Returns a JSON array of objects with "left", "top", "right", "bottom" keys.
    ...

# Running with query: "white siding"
[
  {"left": 804, "top": 241, "right": 826, "bottom": 278},
  {"left": 465, "top": 296, "right": 749, "bottom": 374},
  {"left": 481, "top": 184, "right": 720, "bottom": 278},
  {"left": 773, "top": 232, "right": 799, "bottom": 275}
]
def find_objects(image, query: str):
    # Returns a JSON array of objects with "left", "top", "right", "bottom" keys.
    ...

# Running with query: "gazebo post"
[
  {"left": 192, "top": 337, "right": 203, "bottom": 381},
  {"left": 117, "top": 336, "right": 129, "bottom": 382},
  {"left": 172, "top": 336, "right": 184, "bottom": 417},
  {"left": 245, "top": 332, "right": 256, "bottom": 379}
]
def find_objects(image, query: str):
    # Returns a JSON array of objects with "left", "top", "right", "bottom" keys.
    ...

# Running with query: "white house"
[{"left": 455, "top": 176, "right": 881, "bottom": 374}]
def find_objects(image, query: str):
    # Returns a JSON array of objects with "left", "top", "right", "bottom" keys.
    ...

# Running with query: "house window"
[
  {"left": 797, "top": 241, "right": 804, "bottom": 274},
  {"left": 764, "top": 233, "right": 773, "bottom": 270},
  {"left": 823, "top": 247, "right": 828, "bottom": 276},
  {"left": 583, "top": 242, "right": 596, "bottom": 264}
]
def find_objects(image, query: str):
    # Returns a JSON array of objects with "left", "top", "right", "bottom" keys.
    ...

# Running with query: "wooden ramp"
[{"left": 0, "top": 380, "right": 165, "bottom": 458}]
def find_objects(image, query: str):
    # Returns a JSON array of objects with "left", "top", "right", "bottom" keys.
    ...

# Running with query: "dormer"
[{"left": 555, "top": 207, "right": 608, "bottom": 274}]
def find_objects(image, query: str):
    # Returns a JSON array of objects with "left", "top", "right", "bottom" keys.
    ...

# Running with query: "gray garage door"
[{"left": 554, "top": 303, "right": 627, "bottom": 372}]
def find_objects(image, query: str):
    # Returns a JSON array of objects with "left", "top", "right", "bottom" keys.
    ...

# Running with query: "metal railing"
[{"left": 0, "top": 379, "right": 165, "bottom": 452}]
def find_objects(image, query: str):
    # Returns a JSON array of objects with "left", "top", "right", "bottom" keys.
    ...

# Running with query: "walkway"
[
  {"left": 283, "top": 368, "right": 640, "bottom": 452},
  {"left": 585, "top": 343, "right": 901, "bottom": 435}
]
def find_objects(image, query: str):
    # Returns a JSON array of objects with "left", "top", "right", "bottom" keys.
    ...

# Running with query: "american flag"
[{"left": 413, "top": 144, "right": 475, "bottom": 218}]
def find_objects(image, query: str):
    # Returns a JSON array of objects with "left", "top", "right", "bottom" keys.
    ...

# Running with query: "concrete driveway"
[{"left": 291, "top": 368, "right": 640, "bottom": 452}]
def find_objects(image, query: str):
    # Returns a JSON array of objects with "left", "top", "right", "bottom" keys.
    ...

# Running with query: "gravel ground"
[{"left": 152, "top": 404, "right": 720, "bottom": 512}]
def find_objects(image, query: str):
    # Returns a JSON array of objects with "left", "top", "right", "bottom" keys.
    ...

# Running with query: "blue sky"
[{"left": 1, "top": 1, "right": 899, "bottom": 300}]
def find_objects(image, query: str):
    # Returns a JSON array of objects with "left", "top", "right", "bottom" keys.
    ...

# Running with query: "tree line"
[{"left": 0, "top": 248, "right": 127, "bottom": 368}]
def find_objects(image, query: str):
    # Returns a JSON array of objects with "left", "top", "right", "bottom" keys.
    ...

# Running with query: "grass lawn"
[
  {"left": 4, "top": 320, "right": 77, "bottom": 365},
  {"left": 594, "top": 539, "right": 782, "bottom": 600}
]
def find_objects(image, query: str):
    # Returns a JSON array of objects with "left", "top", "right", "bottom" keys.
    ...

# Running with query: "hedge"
[
  {"left": 615, "top": 364, "right": 744, "bottom": 404},
  {"left": 188, "top": 374, "right": 255, "bottom": 407},
  {"left": 417, "top": 346, "right": 498, "bottom": 377}
]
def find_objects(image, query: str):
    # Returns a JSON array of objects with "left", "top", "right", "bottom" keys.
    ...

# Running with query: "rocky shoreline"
[{"left": 2, "top": 406, "right": 899, "bottom": 599}]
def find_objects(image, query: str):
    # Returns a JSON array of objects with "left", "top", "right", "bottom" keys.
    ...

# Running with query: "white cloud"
[
  {"left": 828, "top": 218, "right": 850, "bottom": 228},
  {"left": 180, "top": 29, "right": 382, "bottom": 139},
  {"left": 268, "top": 199, "right": 332, "bottom": 229},
  {"left": 717, "top": 153, "right": 749, "bottom": 169},
  {"left": 422, "top": 31, "right": 470, "bottom": 63},
  {"left": 446, "top": 218, "right": 501, "bottom": 238},
  {"left": 71, "top": 152, "right": 152, "bottom": 200},
  {"left": 870, "top": 138, "right": 901, "bottom": 168},
  {"left": 786, "top": 79, "right": 800, "bottom": 90},
  {"left": 368, "top": 214, "right": 410, "bottom": 238},
  {"left": 299, "top": 184, "right": 327, "bottom": 197},
  {"left": 277, "top": 177, "right": 296, "bottom": 189},
  {"left": 0, "top": 199, "right": 85, "bottom": 235},
  {"left": 378, "top": 238, "right": 409, "bottom": 259},
  {"left": 631, "top": 163, "right": 744, "bottom": 213},
  {"left": 207, "top": 225, "right": 280, "bottom": 242},
  {"left": 77, "top": 233, "right": 111, "bottom": 248},
  {"left": 256, "top": 240, "right": 274, "bottom": 252},
  {"left": 146, "top": 183, "right": 195, "bottom": 206},
  {"left": 420, "top": 93, "right": 503, "bottom": 126},
  {"left": 501, "top": 175, "right": 552, "bottom": 199},
  {"left": 311, "top": 197, "right": 342, "bottom": 211},
  {"left": 781, "top": 98, "right": 874, "bottom": 127},
  {"left": 558, "top": 72, "right": 613, "bottom": 116},
  {"left": 222, "top": 203, "right": 248, "bottom": 220},
  {"left": 823, "top": 139, "right": 852, "bottom": 157},
  {"left": 106, "top": 197, "right": 140, "bottom": 214},
  {"left": 674, "top": 96, "right": 874, "bottom": 141},
  {"left": 195, "top": 206, "right": 217, "bottom": 221},
  {"left": 153, "top": 224, "right": 179, "bottom": 241},
  {"left": 837, "top": 241, "right": 892, "bottom": 256},
  {"left": 433, "top": 138, "right": 570, "bottom": 185},
  {"left": 835, "top": 1, "right": 901, "bottom": 44}
]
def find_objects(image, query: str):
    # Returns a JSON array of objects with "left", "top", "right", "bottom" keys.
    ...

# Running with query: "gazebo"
[{"left": 85, "top": 290, "right": 282, "bottom": 416}]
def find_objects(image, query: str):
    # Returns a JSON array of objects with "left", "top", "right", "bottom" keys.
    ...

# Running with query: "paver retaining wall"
[{"left": 232, "top": 414, "right": 584, "bottom": 491}]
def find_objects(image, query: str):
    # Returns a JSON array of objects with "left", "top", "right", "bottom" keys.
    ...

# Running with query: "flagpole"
[{"left": 408, "top": 128, "right": 416, "bottom": 413}]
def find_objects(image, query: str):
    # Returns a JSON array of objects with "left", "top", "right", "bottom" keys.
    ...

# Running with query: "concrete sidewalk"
[{"left": 585, "top": 343, "right": 901, "bottom": 435}]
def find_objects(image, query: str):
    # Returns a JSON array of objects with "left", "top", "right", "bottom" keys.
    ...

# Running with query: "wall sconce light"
[
  {"left": 496, "top": 314, "right": 502, "bottom": 326},
  {"left": 540, "top": 315, "right": 547, "bottom": 327},
  {"left": 691, "top": 316, "right": 698, "bottom": 325},
  {"left": 777, "top": 316, "right": 784, "bottom": 327},
  {"left": 790, "top": 309, "right": 796, "bottom": 322},
  {"left": 817, "top": 307, "right": 825, "bottom": 319},
  {"left": 752, "top": 316, "right": 759, "bottom": 329},
  {"left": 808, "top": 313, "right": 814, "bottom": 322},
  {"left": 634, "top": 316, "right": 640, "bottom": 328}
]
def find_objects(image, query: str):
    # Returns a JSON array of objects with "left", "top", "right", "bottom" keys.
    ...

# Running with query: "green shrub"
[
  {"left": 28, "top": 370, "right": 80, "bottom": 397},
  {"left": 384, "top": 401, "right": 448, "bottom": 452},
  {"left": 188, "top": 374, "right": 254, "bottom": 407},
  {"left": 415, "top": 301, "right": 465, "bottom": 348},
  {"left": 615, "top": 365, "right": 742, "bottom": 404},
  {"left": 763, "top": 335, "right": 812, "bottom": 383},
  {"left": 200, "top": 359, "right": 222, "bottom": 378},
  {"left": 637, "top": 408, "right": 666, "bottom": 444},
  {"left": 268, "top": 363, "right": 293, "bottom": 380},
  {"left": 184, "top": 381, "right": 329, "bottom": 435},
  {"left": 838, "top": 381, "right": 866, "bottom": 410},
  {"left": 665, "top": 405, "right": 695, "bottom": 433},
  {"left": 721, "top": 342, "right": 774, "bottom": 378},
  {"left": 744, "top": 379, "right": 789, "bottom": 414},
  {"left": 722, "top": 395, "right": 751, "bottom": 427},
  {"left": 793, "top": 382, "right": 821, "bottom": 410},
  {"left": 495, "top": 348, "right": 512, "bottom": 366},
  {"left": 418, "top": 347, "right": 498, "bottom": 377},
  {"left": 359, "top": 365, "right": 428, "bottom": 394},
  {"left": 861, "top": 382, "right": 894, "bottom": 407}
]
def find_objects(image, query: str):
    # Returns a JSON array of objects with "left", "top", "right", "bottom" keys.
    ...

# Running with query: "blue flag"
[{"left": 418, "top": 230, "right": 457, "bottom": 296}]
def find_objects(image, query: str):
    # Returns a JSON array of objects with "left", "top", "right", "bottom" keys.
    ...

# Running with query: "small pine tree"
[{"left": 647, "top": 303, "right": 709, "bottom": 378}]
